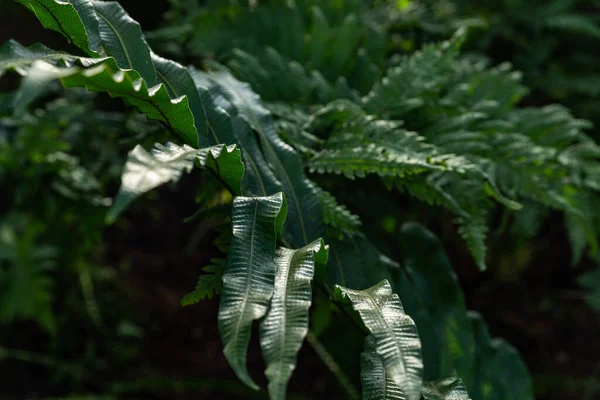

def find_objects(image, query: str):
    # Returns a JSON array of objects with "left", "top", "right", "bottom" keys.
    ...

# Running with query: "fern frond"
[
  {"left": 313, "top": 185, "right": 361, "bottom": 237},
  {"left": 181, "top": 259, "right": 226, "bottom": 304}
]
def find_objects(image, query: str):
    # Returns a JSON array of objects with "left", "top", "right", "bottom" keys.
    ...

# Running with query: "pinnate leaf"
[{"left": 181, "top": 259, "right": 226, "bottom": 304}]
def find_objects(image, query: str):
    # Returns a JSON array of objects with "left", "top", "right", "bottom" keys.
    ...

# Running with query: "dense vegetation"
[{"left": 0, "top": 0, "right": 598, "bottom": 399}]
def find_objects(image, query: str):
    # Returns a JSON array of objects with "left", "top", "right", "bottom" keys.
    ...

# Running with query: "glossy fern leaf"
[
  {"left": 91, "top": 0, "right": 156, "bottom": 85},
  {"left": 335, "top": 280, "right": 423, "bottom": 400},
  {"left": 16, "top": 0, "right": 103, "bottom": 56},
  {"left": 107, "top": 143, "right": 243, "bottom": 222},
  {"left": 360, "top": 334, "right": 405, "bottom": 400},
  {"left": 260, "top": 238, "right": 328, "bottom": 400},
  {"left": 218, "top": 193, "right": 287, "bottom": 390},
  {"left": 421, "top": 373, "right": 471, "bottom": 400},
  {"left": 203, "top": 71, "right": 324, "bottom": 247}
]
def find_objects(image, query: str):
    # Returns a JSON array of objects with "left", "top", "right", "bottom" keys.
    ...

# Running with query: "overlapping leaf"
[
  {"left": 92, "top": 0, "right": 156, "bottom": 85},
  {"left": 199, "top": 71, "right": 323, "bottom": 247},
  {"left": 107, "top": 143, "right": 243, "bottom": 222},
  {"left": 335, "top": 280, "right": 423, "bottom": 400},
  {"left": 260, "top": 238, "right": 328, "bottom": 400},
  {"left": 218, "top": 193, "right": 287, "bottom": 390},
  {"left": 421, "top": 373, "right": 471, "bottom": 400},
  {"left": 16, "top": 0, "right": 103, "bottom": 56},
  {"left": 360, "top": 334, "right": 405, "bottom": 400}
]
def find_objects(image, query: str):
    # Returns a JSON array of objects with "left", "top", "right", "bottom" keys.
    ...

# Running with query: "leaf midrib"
[
  {"left": 95, "top": 8, "right": 133, "bottom": 70},
  {"left": 232, "top": 201, "right": 259, "bottom": 360}
]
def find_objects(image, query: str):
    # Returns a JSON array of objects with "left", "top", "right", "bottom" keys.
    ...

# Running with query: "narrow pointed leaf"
[
  {"left": 16, "top": 0, "right": 103, "bottom": 56},
  {"left": 259, "top": 238, "right": 328, "bottom": 400},
  {"left": 60, "top": 59, "right": 198, "bottom": 146},
  {"left": 2, "top": 48, "right": 199, "bottom": 146},
  {"left": 190, "top": 69, "right": 285, "bottom": 196},
  {"left": 151, "top": 52, "right": 208, "bottom": 147},
  {"left": 107, "top": 143, "right": 243, "bottom": 222},
  {"left": 361, "top": 334, "right": 405, "bottom": 400},
  {"left": 335, "top": 280, "right": 423, "bottom": 400},
  {"left": 421, "top": 373, "right": 471, "bottom": 399},
  {"left": 92, "top": 0, "right": 156, "bottom": 85},
  {"left": 218, "top": 193, "right": 287, "bottom": 390},
  {"left": 203, "top": 71, "right": 323, "bottom": 247}
]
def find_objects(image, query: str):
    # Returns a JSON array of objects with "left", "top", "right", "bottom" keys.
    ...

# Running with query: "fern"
[
  {"left": 5, "top": 1, "right": 592, "bottom": 399},
  {"left": 181, "top": 259, "right": 226, "bottom": 304}
]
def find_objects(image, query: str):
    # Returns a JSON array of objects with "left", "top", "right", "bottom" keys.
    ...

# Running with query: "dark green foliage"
[{"left": 1, "top": 0, "right": 598, "bottom": 399}]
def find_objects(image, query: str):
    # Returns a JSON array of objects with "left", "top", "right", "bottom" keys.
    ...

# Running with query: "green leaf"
[
  {"left": 421, "top": 373, "right": 471, "bottom": 399},
  {"left": 16, "top": 0, "right": 103, "bottom": 56},
  {"left": 360, "top": 334, "right": 404, "bottom": 400},
  {"left": 61, "top": 58, "right": 199, "bottom": 146},
  {"left": 92, "top": 0, "right": 156, "bottom": 85},
  {"left": 107, "top": 143, "right": 243, "bottom": 223},
  {"left": 218, "top": 193, "right": 287, "bottom": 390},
  {"left": 3, "top": 48, "right": 199, "bottom": 145},
  {"left": 314, "top": 184, "right": 361, "bottom": 237},
  {"left": 259, "top": 238, "right": 328, "bottom": 400},
  {"left": 189, "top": 70, "right": 285, "bottom": 196},
  {"left": 0, "top": 40, "right": 74, "bottom": 78},
  {"left": 181, "top": 259, "right": 226, "bottom": 304},
  {"left": 397, "top": 223, "right": 475, "bottom": 388},
  {"left": 335, "top": 280, "right": 423, "bottom": 400},
  {"left": 13, "top": 60, "right": 76, "bottom": 116},
  {"left": 151, "top": 52, "right": 210, "bottom": 147},
  {"left": 202, "top": 71, "right": 324, "bottom": 247}
]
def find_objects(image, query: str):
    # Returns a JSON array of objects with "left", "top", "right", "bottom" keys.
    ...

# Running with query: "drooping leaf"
[
  {"left": 335, "top": 280, "right": 423, "bottom": 400},
  {"left": 107, "top": 143, "right": 243, "bottom": 222},
  {"left": 3, "top": 49, "right": 199, "bottom": 145},
  {"left": 260, "top": 238, "right": 328, "bottom": 400},
  {"left": 151, "top": 52, "right": 209, "bottom": 147},
  {"left": 218, "top": 193, "right": 287, "bottom": 390},
  {"left": 190, "top": 69, "right": 285, "bottom": 196},
  {"left": 91, "top": 0, "right": 156, "bottom": 85},
  {"left": 181, "top": 259, "right": 226, "bottom": 304},
  {"left": 421, "top": 373, "right": 471, "bottom": 399},
  {"left": 0, "top": 40, "right": 74, "bottom": 78},
  {"left": 61, "top": 58, "right": 199, "bottom": 146},
  {"left": 201, "top": 71, "right": 324, "bottom": 247},
  {"left": 360, "top": 334, "right": 405, "bottom": 400},
  {"left": 16, "top": 0, "right": 103, "bottom": 56}
]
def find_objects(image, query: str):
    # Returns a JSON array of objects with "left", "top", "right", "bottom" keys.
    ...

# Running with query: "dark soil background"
[{"left": 1, "top": 0, "right": 599, "bottom": 398}]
